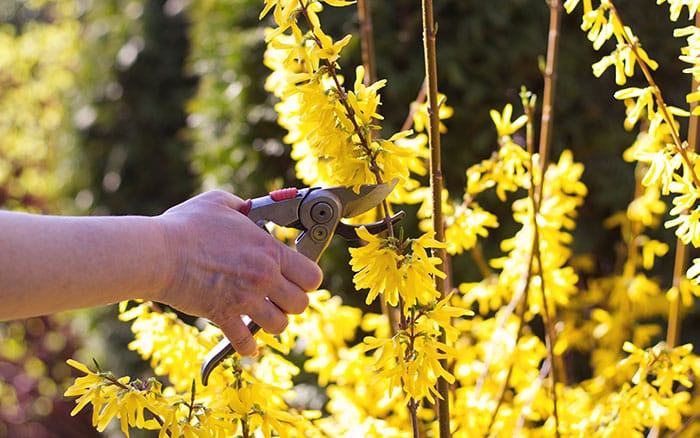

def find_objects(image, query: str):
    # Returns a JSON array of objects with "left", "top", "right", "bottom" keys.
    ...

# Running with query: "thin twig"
[
  {"left": 534, "top": 226, "right": 561, "bottom": 437},
  {"left": 420, "top": 1, "right": 450, "bottom": 437},
  {"left": 515, "top": 358, "right": 551, "bottom": 434},
  {"left": 357, "top": 0, "right": 377, "bottom": 86},
  {"left": 535, "top": 2, "right": 562, "bottom": 434},
  {"left": 538, "top": 0, "right": 562, "bottom": 180},
  {"left": 401, "top": 79, "right": 428, "bottom": 132}
]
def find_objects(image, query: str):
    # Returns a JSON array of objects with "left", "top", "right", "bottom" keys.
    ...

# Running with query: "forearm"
[{"left": 0, "top": 211, "right": 170, "bottom": 320}]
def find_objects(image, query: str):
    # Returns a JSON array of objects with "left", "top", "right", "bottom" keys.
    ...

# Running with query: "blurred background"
[{"left": 0, "top": 0, "right": 696, "bottom": 436}]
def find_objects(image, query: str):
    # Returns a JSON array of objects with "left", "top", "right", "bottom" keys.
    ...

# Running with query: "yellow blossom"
[
  {"left": 349, "top": 227, "right": 404, "bottom": 307},
  {"left": 489, "top": 103, "right": 528, "bottom": 138}
]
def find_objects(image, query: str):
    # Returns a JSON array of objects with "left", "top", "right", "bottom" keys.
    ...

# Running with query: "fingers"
[
  {"left": 218, "top": 300, "right": 289, "bottom": 357},
  {"left": 218, "top": 316, "right": 259, "bottom": 357},
  {"left": 279, "top": 246, "right": 324, "bottom": 292},
  {"left": 262, "top": 245, "right": 321, "bottom": 316},
  {"left": 252, "top": 297, "right": 290, "bottom": 332}
]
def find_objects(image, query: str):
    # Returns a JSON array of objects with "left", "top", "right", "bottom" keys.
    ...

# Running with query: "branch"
[
  {"left": 420, "top": 1, "right": 450, "bottom": 437},
  {"left": 357, "top": 0, "right": 377, "bottom": 85}
]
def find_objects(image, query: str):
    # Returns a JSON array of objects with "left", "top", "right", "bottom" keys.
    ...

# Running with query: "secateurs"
[{"left": 200, "top": 180, "right": 403, "bottom": 385}]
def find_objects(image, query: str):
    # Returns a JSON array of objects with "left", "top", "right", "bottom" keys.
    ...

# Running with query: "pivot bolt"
[{"left": 311, "top": 201, "right": 333, "bottom": 224}]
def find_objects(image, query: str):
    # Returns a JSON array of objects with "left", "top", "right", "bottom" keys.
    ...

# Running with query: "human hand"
[{"left": 154, "top": 190, "right": 323, "bottom": 356}]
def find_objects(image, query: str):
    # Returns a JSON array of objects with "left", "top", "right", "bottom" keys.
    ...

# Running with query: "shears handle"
[{"left": 200, "top": 317, "right": 260, "bottom": 384}]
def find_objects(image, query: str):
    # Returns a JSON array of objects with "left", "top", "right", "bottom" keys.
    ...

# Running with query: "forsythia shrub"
[{"left": 64, "top": 0, "right": 700, "bottom": 437}]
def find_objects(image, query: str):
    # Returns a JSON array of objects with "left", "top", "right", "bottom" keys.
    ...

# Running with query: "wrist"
[{"left": 141, "top": 215, "right": 178, "bottom": 305}]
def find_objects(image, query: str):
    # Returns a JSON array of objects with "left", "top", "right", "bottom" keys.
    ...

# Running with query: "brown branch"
[
  {"left": 420, "top": 1, "right": 450, "bottom": 437},
  {"left": 538, "top": 0, "right": 562, "bottom": 177},
  {"left": 357, "top": 0, "right": 377, "bottom": 86},
  {"left": 535, "top": 2, "right": 563, "bottom": 435}
]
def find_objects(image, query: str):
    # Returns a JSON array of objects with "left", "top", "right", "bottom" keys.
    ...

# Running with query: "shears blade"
[{"left": 331, "top": 179, "right": 397, "bottom": 219}]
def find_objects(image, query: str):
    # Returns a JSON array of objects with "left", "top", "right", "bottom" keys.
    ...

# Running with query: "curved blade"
[{"left": 329, "top": 179, "right": 397, "bottom": 219}]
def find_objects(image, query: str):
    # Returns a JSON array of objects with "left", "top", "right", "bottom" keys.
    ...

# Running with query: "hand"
[{"left": 155, "top": 190, "right": 323, "bottom": 356}]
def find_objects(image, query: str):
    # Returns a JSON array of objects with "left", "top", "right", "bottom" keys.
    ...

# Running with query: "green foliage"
[
  {"left": 75, "top": 0, "right": 196, "bottom": 216},
  {"left": 185, "top": 0, "right": 297, "bottom": 197},
  {"left": 0, "top": 0, "right": 80, "bottom": 212}
]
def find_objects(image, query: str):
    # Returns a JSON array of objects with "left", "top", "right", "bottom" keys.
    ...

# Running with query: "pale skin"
[{"left": 0, "top": 190, "right": 323, "bottom": 356}]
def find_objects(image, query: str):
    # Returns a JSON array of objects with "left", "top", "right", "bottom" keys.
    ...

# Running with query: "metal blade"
[
  {"left": 329, "top": 179, "right": 397, "bottom": 219},
  {"left": 334, "top": 211, "right": 406, "bottom": 240}
]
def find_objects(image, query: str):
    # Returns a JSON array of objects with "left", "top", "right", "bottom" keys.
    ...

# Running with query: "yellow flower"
[
  {"left": 350, "top": 226, "right": 449, "bottom": 311},
  {"left": 120, "top": 301, "right": 210, "bottom": 392},
  {"left": 615, "top": 86, "right": 655, "bottom": 127},
  {"left": 426, "top": 293, "right": 474, "bottom": 342},
  {"left": 412, "top": 93, "right": 453, "bottom": 133},
  {"left": 349, "top": 227, "right": 404, "bottom": 306},
  {"left": 665, "top": 208, "right": 700, "bottom": 246},
  {"left": 627, "top": 186, "right": 666, "bottom": 226},
  {"left": 260, "top": 0, "right": 301, "bottom": 38},
  {"left": 363, "top": 332, "right": 456, "bottom": 405},
  {"left": 489, "top": 103, "right": 527, "bottom": 138},
  {"left": 444, "top": 202, "right": 499, "bottom": 255},
  {"left": 641, "top": 238, "right": 669, "bottom": 270},
  {"left": 321, "top": 0, "right": 356, "bottom": 6},
  {"left": 686, "top": 257, "right": 700, "bottom": 285},
  {"left": 64, "top": 359, "right": 162, "bottom": 437},
  {"left": 313, "top": 29, "right": 352, "bottom": 63},
  {"left": 659, "top": 0, "right": 700, "bottom": 21},
  {"left": 64, "top": 359, "right": 107, "bottom": 419},
  {"left": 348, "top": 65, "right": 387, "bottom": 126},
  {"left": 637, "top": 145, "right": 681, "bottom": 192}
]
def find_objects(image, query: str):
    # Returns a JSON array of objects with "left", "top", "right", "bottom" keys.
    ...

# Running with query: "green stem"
[
  {"left": 187, "top": 379, "right": 196, "bottom": 424},
  {"left": 420, "top": 1, "right": 450, "bottom": 437}
]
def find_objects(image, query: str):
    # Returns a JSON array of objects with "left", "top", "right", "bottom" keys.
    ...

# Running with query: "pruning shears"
[{"left": 200, "top": 180, "right": 403, "bottom": 385}]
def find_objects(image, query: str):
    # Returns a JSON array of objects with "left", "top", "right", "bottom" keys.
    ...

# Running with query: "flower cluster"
[
  {"left": 560, "top": 0, "right": 700, "bottom": 435},
  {"left": 263, "top": 1, "right": 417, "bottom": 192},
  {"left": 565, "top": 0, "right": 700, "bottom": 287},
  {"left": 65, "top": 301, "right": 322, "bottom": 437}
]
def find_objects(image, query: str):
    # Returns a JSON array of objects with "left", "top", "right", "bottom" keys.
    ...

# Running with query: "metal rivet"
[{"left": 310, "top": 224, "right": 328, "bottom": 242}]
